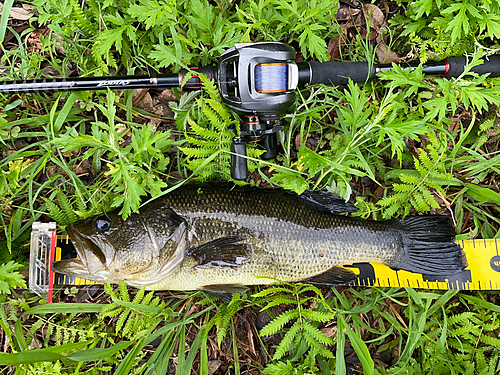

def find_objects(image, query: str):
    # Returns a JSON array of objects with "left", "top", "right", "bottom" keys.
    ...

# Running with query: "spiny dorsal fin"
[
  {"left": 297, "top": 190, "right": 358, "bottom": 214},
  {"left": 186, "top": 236, "right": 252, "bottom": 269},
  {"left": 300, "top": 266, "right": 357, "bottom": 287}
]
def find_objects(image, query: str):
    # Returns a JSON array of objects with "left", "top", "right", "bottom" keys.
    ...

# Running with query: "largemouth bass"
[{"left": 53, "top": 184, "right": 467, "bottom": 300}]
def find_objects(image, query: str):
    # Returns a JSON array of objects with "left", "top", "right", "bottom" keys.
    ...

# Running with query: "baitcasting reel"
[
  {"left": 2, "top": 41, "right": 500, "bottom": 180},
  {"left": 216, "top": 42, "right": 298, "bottom": 180}
]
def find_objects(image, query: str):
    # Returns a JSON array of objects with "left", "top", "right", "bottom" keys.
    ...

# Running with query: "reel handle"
[
  {"left": 230, "top": 137, "right": 248, "bottom": 181},
  {"left": 258, "top": 133, "right": 278, "bottom": 160}
]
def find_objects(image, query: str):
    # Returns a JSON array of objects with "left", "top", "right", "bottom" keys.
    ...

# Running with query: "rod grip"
[
  {"left": 304, "top": 61, "right": 377, "bottom": 85},
  {"left": 444, "top": 56, "right": 500, "bottom": 78}
]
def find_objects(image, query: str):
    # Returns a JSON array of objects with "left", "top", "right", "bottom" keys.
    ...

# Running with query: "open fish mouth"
[
  {"left": 51, "top": 258, "right": 98, "bottom": 280},
  {"left": 51, "top": 225, "right": 108, "bottom": 282}
]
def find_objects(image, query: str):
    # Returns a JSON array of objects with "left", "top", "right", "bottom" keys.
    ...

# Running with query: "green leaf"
[
  {"left": 0, "top": 341, "right": 91, "bottom": 365},
  {"left": 297, "top": 24, "right": 328, "bottom": 61},
  {"left": 260, "top": 310, "right": 299, "bottom": 337},
  {"left": 459, "top": 294, "right": 500, "bottom": 313},
  {"left": 344, "top": 322, "right": 374, "bottom": 375},
  {"left": 336, "top": 315, "right": 347, "bottom": 375},
  {"left": 0, "top": 0, "right": 14, "bottom": 43},
  {"left": 66, "top": 340, "right": 133, "bottom": 362},
  {"left": 464, "top": 183, "right": 500, "bottom": 204},
  {"left": 23, "top": 303, "right": 104, "bottom": 316},
  {"left": 0, "top": 261, "right": 26, "bottom": 294},
  {"left": 52, "top": 92, "right": 80, "bottom": 134}
]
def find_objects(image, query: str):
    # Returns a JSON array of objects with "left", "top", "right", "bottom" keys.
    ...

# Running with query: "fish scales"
[
  {"left": 148, "top": 186, "right": 401, "bottom": 290},
  {"left": 53, "top": 184, "right": 467, "bottom": 295}
]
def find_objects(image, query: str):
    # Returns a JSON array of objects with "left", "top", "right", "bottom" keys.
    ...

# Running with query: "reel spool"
[{"left": 217, "top": 42, "right": 298, "bottom": 180}]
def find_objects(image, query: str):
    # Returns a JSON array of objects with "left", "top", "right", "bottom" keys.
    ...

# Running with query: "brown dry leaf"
[
  {"left": 132, "top": 88, "right": 150, "bottom": 106},
  {"left": 363, "top": 4, "right": 385, "bottom": 31},
  {"left": 10, "top": 7, "right": 33, "bottom": 20},
  {"left": 75, "top": 160, "right": 92, "bottom": 176},
  {"left": 335, "top": 7, "right": 361, "bottom": 21},
  {"left": 0, "top": 4, "right": 33, "bottom": 20},
  {"left": 328, "top": 21, "right": 351, "bottom": 60},
  {"left": 28, "top": 30, "right": 45, "bottom": 53},
  {"left": 320, "top": 326, "right": 337, "bottom": 337},
  {"left": 295, "top": 133, "right": 304, "bottom": 151},
  {"left": 208, "top": 360, "right": 222, "bottom": 374},
  {"left": 373, "top": 185, "right": 385, "bottom": 201},
  {"left": 135, "top": 92, "right": 155, "bottom": 112},
  {"left": 376, "top": 43, "right": 400, "bottom": 63},
  {"left": 156, "top": 88, "right": 178, "bottom": 103},
  {"left": 152, "top": 103, "right": 173, "bottom": 117}
]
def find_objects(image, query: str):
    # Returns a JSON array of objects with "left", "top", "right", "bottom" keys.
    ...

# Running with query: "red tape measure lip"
[{"left": 48, "top": 229, "right": 56, "bottom": 303}]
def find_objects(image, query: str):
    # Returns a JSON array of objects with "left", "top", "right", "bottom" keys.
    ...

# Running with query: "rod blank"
[{"left": 0, "top": 66, "right": 217, "bottom": 94}]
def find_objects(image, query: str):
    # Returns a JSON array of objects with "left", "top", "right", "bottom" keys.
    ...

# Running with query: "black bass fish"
[{"left": 52, "top": 185, "right": 467, "bottom": 300}]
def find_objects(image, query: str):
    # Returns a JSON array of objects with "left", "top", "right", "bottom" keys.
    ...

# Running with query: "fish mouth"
[
  {"left": 51, "top": 258, "right": 106, "bottom": 282},
  {"left": 51, "top": 225, "right": 108, "bottom": 280}
]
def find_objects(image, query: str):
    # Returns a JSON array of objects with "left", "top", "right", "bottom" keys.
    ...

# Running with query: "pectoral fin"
[
  {"left": 300, "top": 266, "right": 357, "bottom": 287},
  {"left": 186, "top": 236, "right": 252, "bottom": 269},
  {"left": 199, "top": 284, "right": 249, "bottom": 302}
]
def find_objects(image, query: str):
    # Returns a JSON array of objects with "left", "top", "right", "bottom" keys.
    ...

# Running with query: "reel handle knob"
[
  {"left": 259, "top": 133, "right": 278, "bottom": 160},
  {"left": 230, "top": 137, "right": 248, "bottom": 180}
]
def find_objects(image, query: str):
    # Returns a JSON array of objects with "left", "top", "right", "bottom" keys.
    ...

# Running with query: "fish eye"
[{"left": 94, "top": 217, "right": 112, "bottom": 231}]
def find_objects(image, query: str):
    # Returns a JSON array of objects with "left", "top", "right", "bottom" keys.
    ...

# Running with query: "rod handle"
[
  {"left": 443, "top": 55, "right": 500, "bottom": 78},
  {"left": 299, "top": 61, "right": 376, "bottom": 86}
]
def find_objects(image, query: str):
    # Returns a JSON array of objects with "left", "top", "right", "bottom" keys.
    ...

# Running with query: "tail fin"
[{"left": 391, "top": 216, "right": 467, "bottom": 276}]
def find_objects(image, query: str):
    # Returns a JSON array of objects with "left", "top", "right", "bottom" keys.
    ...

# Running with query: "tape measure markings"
[{"left": 49, "top": 236, "right": 500, "bottom": 291}]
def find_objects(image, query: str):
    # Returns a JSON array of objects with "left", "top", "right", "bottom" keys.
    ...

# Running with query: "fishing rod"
[{"left": 2, "top": 42, "right": 500, "bottom": 179}]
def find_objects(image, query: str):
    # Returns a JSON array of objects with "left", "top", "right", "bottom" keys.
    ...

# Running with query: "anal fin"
[{"left": 300, "top": 266, "right": 357, "bottom": 287}]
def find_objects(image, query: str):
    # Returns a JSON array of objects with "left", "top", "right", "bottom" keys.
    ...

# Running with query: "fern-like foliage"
[
  {"left": 468, "top": 113, "right": 500, "bottom": 151},
  {"left": 254, "top": 282, "right": 336, "bottom": 373},
  {"left": 69, "top": 0, "right": 98, "bottom": 36},
  {"left": 101, "top": 281, "right": 170, "bottom": 339},
  {"left": 0, "top": 261, "right": 27, "bottom": 294},
  {"left": 44, "top": 191, "right": 80, "bottom": 226},
  {"left": 378, "top": 133, "right": 453, "bottom": 218},
  {"left": 206, "top": 294, "right": 246, "bottom": 347},
  {"left": 178, "top": 77, "right": 264, "bottom": 181},
  {"left": 420, "top": 303, "right": 500, "bottom": 374}
]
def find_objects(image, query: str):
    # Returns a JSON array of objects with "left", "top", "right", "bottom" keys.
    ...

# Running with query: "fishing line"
[{"left": 254, "top": 63, "right": 288, "bottom": 93}]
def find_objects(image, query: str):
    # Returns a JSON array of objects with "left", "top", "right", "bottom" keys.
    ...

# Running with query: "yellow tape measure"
[
  {"left": 52, "top": 237, "right": 500, "bottom": 291},
  {"left": 347, "top": 239, "right": 500, "bottom": 290}
]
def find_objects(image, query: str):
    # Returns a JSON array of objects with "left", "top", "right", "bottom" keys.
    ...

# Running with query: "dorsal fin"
[{"left": 297, "top": 190, "right": 358, "bottom": 214}]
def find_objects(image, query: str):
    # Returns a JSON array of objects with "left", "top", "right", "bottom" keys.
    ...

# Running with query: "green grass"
[{"left": 1, "top": 0, "right": 500, "bottom": 373}]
